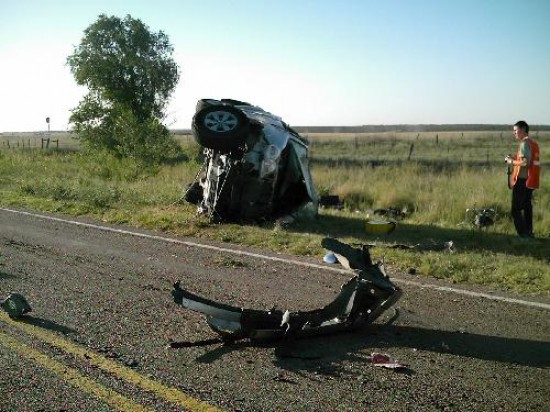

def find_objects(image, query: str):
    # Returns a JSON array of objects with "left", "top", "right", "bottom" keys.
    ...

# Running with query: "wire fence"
[
  {"left": 0, "top": 133, "right": 78, "bottom": 151},
  {"left": 306, "top": 131, "right": 550, "bottom": 169}
]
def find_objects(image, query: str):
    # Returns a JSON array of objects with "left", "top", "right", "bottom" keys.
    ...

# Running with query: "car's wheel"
[{"left": 192, "top": 105, "right": 249, "bottom": 151}]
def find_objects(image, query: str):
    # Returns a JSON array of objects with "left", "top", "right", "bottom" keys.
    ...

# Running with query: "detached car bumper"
[{"left": 171, "top": 238, "right": 401, "bottom": 342}]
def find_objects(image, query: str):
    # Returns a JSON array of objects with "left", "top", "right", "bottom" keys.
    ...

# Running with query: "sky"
[{"left": 1, "top": 0, "right": 549, "bottom": 132}]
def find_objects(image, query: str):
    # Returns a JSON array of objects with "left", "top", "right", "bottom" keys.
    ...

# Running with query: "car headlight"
[
  {"left": 260, "top": 145, "right": 281, "bottom": 177},
  {"left": 264, "top": 144, "right": 281, "bottom": 160}
]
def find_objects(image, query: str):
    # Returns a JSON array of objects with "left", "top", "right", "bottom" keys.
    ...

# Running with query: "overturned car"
[
  {"left": 185, "top": 99, "right": 318, "bottom": 222},
  {"left": 171, "top": 238, "right": 402, "bottom": 342}
]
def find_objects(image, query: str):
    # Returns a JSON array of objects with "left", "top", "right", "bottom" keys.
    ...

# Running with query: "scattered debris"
[
  {"left": 319, "top": 195, "right": 344, "bottom": 210},
  {"left": 371, "top": 207, "right": 409, "bottom": 220},
  {"left": 463, "top": 208, "right": 497, "bottom": 229},
  {"left": 1, "top": 293, "right": 32, "bottom": 319},
  {"left": 171, "top": 237, "right": 401, "bottom": 342},
  {"left": 367, "top": 353, "right": 408, "bottom": 370},
  {"left": 322, "top": 252, "right": 338, "bottom": 264}
]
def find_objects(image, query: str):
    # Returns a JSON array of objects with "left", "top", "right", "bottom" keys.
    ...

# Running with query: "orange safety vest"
[{"left": 511, "top": 138, "right": 540, "bottom": 189}]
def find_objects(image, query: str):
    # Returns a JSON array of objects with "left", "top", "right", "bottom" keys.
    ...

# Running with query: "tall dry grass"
[{"left": 1, "top": 130, "right": 549, "bottom": 294}]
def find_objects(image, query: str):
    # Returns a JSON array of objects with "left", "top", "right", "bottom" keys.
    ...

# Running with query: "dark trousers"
[{"left": 511, "top": 178, "right": 534, "bottom": 236}]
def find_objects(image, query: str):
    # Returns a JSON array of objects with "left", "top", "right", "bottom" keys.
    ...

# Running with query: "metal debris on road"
[
  {"left": 171, "top": 237, "right": 401, "bottom": 342},
  {"left": 1, "top": 293, "right": 32, "bottom": 319},
  {"left": 367, "top": 353, "right": 408, "bottom": 370}
]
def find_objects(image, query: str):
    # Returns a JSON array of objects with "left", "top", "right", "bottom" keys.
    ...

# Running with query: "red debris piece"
[{"left": 367, "top": 353, "right": 408, "bottom": 369}]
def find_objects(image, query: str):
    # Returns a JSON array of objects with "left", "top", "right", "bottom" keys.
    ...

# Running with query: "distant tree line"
[{"left": 292, "top": 124, "right": 550, "bottom": 133}]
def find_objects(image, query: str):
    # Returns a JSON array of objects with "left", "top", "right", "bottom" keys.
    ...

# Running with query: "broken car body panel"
[
  {"left": 171, "top": 238, "right": 401, "bottom": 341},
  {"left": 186, "top": 99, "right": 318, "bottom": 222}
]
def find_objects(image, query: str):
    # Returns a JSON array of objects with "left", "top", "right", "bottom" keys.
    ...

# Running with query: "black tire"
[
  {"left": 220, "top": 98, "right": 251, "bottom": 106},
  {"left": 195, "top": 98, "right": 250, "bottom": 113},
  {"left": 195, "top": 98, "right": 217, "bottom": 112},
  {"left": 192, "top": 105, "right": 249, "bottom": 152}
]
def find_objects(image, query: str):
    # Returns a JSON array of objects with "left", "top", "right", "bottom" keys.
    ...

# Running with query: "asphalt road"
[{"left": 1, "top": 208, "right": 549, "bottom": 412}]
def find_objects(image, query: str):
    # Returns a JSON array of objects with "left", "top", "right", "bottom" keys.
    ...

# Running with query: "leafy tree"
[{"left": 67, "top": 14, "right": 180, "bottom": 163}]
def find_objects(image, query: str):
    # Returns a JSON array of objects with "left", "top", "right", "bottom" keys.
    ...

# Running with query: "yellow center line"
[
  {"left": 0, "top": 312, "right": 223, "bottom": 412},
  {"left": 0, "top": 331, "right": 153, "bottom": 412}
]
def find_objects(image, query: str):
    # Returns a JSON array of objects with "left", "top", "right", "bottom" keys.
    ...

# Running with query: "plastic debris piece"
[
  {"left": 365, "top": 220, "right": 396, "bottom": 235},
  {"left": 323, "top": 252, "right": 338, "bottom": 264},
  {"left": 367, "top": 353, "right": 408, "bottom": 369}
]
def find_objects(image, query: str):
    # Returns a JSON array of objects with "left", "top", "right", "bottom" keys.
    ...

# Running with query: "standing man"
[{"left": 505, "top": 121, "right": 541, "bottom": 238}]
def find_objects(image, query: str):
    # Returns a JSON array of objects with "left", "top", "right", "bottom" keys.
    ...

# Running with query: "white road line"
[{"left": 2, "top": 207, "right": 549, "bottom": 311}]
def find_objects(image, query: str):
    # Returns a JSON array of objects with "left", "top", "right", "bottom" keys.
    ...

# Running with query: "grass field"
[{"left": 1, "top": 130, "right": 549, "bottom": 296}]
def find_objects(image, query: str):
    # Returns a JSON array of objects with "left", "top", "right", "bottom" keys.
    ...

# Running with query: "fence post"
[{"left": 407, "top": 143, "right": 415, "bottom": 160}]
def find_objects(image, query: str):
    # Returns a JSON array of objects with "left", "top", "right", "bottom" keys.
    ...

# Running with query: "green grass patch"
[{"left": 1, "top": 131, "right": 549, "bottom": 296}]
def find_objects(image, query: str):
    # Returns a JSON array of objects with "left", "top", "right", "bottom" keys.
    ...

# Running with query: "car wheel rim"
[{"left": 204, "top": 111, "right": 239, "bottom": 132}]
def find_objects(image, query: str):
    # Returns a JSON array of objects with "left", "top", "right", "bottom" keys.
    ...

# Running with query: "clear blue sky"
[{"left": 1, "top": 0, "right": 549, "bottom": 132}]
